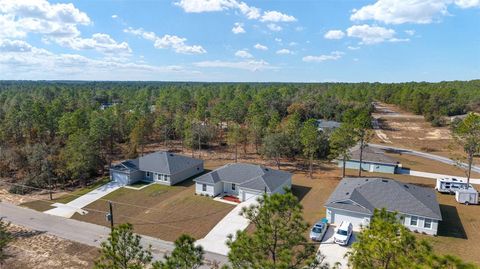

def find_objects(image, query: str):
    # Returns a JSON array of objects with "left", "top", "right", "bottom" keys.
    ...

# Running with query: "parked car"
[
  {"left": 334, "top": 221, "right": 353, "bottom": 246},
  {"left": 309, "top": 218, "right": 329, "bottom": 241}
]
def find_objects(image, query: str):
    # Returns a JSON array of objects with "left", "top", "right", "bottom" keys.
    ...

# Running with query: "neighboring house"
[
  {"left": 325, "top": 177, "right": 442, "bottom": 235},
  {"left": 110, "top": 151, "right": 204, "bottom": 186},
  {"left": 339, "top": 145, "right": 400, "bottom": 174},
  {"left": 316, "top": 119, "right": 341, "bottom": 132},
  {"left": 194, "top": 163, "right": 292, "bottom": 202}
]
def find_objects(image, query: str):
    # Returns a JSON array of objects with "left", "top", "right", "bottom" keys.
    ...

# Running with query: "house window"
[
  {"left": 202, "top": 184, "right": 207, "bottom": 192},
  {"left": 410, "top": 216, "right": 418, "bottom": 226},
  {"left": 424, "top": 218, "right": 432, "bottom": 229},
  {"left": 164, "top": 175, "right": 169, "bottom": 181},
  {"left": 232, "top": 183, "right": 236, "bottom": 191},
  {"left": 146, "top": 172, "right": 150, "bottom": 177}
]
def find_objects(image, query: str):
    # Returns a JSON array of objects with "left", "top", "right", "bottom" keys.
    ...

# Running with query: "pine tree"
[{"left": 152, "top": 234, "right": 204, "bottom": 269}]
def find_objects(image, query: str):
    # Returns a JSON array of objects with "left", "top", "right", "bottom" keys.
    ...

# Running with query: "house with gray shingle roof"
[
  {"left": 339, "top": 145, "right": 400, "bottom": 174},
  {"left": 110, "top": 151, "right": 204, "bottom": 186},
  {"left": 194, "top": 163, "right": 292, "bottom": 202},
  {"left": 325, "top": 177, "right": 442, "bottom": 235}
]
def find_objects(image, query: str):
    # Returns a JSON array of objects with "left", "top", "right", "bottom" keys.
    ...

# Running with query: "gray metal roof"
[
  {"left": 349, "top": 145, "right": 398, "bottom": 165},
  {"left": 316, "top": 120, "right": 341, "bottom": 129},
  {"left": 112, "top": 151, "right": 203, "bottom": 175},
  {"left": 325, "top": 177, "right": 442, "bottom": 220},
  {"left": 194, "top": 163, "right": 292, "bottom": 192}
]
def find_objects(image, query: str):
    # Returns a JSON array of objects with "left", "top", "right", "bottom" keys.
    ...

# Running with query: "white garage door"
[
  {"left": 242, "top": 190, "right": 260, "bottom": 202},
  {"left": 331, "top": 210, "right": 370, "bottom": 230},
  {"left": 111, "top": 172, "right": 129, "bottom": 186}
]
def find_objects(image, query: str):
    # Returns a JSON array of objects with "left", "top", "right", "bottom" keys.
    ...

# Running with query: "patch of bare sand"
[{"left": 3, "top": 224, "right": 98, "bottom": 269}]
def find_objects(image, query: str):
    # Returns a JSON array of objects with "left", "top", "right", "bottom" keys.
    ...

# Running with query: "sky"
[{"left": 0, "top": 0, "right": 479, "bottom": 82}]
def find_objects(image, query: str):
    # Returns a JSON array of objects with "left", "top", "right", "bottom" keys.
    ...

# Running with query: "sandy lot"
[
  {"left": 3, "top": 224, "right": 98, "bottom": 269},
  {"left": 372, "top": 102, "right": 479, "bottom": 166}
]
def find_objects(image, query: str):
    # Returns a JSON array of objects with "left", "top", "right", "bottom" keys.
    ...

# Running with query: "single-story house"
[
  {"left": 325, "top": 177, "right": 442, "bottom": 235},
  {"left": 194, "top": 163, "right": 292, "bottom": 202},
  {"left": 339, "top": 145, "right": 400, "bottom": 174},
  {"left": 316, "top": 119, "right": 341, "bottom": 132},
  {"left": 110, "top": 151, "right": 204, "bottom": 186}
]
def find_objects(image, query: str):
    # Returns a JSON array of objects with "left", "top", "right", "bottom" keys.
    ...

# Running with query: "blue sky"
[{"left": 0, "top": 0, "right": 479, "bottom": 82}]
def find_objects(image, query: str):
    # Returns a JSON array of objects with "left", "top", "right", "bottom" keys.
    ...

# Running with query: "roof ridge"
[{"left": 391, "top": 180, "right": 439, "bottom": 218}]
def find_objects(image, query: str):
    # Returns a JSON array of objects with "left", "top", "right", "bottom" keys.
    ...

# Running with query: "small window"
[
  {"left": 424, "top": 219, "right": 432, "bottom": 229},
  {"left": 202, "top": 184, "right": 207, "bottom": 192},
  {"left": 232, "top": 183, "right": 236, "bottom": 190},
  {"left": 410, "top": 216, "right": 418, "bottom": 226},
  {"left": 146, "top": 172, "right": 150, "bottom": 177}
]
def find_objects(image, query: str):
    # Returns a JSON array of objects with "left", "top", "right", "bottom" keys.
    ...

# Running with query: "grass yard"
[{"left": 72, "top": 179, "right": 234, "bottom": 241}]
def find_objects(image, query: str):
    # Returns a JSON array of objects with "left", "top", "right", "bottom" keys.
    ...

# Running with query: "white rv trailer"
[
  {"left": 435, "top": 177, "right": 471, "bottom": 194},
  {"left": 455, "top": 187, "right": 479, "bottom": 205}
]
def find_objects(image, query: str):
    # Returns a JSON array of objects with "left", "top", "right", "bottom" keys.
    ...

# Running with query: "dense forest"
[{"left": 0, "top": 80, "right": 478, "bottom": 192}]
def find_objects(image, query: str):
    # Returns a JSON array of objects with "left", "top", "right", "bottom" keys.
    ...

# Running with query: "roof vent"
[
  {"left": 404, "top": 184, "right": 409, "bottom": 189},
  {"left": 346, "top": 192, "right": 350, "bottom": 195},
  {"left": 365, "top": 179, "right": 369, "bottom": 181},
  {"left": 169, "top": 153, "right": 174, "bottom": 156},
  {"left": 382, "top": 179, "right": 388, "bottom": 183}
]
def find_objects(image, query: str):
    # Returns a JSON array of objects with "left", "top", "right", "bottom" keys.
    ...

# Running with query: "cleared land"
[
  {"left": 12, "top": 141, "right": 480, "bottom": 266},
  {"left": 71, "top": 178, "right": 234, "bottom": 242},
  {"left": 3, "top": 224, "right": 98, "bottom": 269},
  {"left": 372, "top": 102, "right": 479, "bottom": 166}
]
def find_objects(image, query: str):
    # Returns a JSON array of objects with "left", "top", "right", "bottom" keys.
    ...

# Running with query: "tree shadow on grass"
[
  {"left": 291, "top": 184, "right": 312, "bottom": 202},
  {"left": 437, "top": 204, "right": 467, "bottom": 239}
]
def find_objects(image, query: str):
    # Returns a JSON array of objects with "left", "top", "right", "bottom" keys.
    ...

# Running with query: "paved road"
[
  {"left": 44, "top": 181, "right": 123, "bottom": 218},
  {"left": 0, "top": 202, "right": 228, "bottom": 267},
  {"left": 369, "top": 143, "right": 480, "bottom": 174}
]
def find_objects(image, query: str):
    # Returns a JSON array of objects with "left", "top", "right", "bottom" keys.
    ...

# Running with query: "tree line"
[{"left": 0, "top": 80, "right": 478, "bottom": 192}]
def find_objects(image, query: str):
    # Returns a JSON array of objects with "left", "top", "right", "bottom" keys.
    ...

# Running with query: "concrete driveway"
[
  {"left": 44, "top": 181, "right": 124, "bottom": 218},
  {"left": 318, "top": 226, "right": 356, "bottom": 269},
  {"left": 196, "top": 196, "right": 258, "bottom": 255}
]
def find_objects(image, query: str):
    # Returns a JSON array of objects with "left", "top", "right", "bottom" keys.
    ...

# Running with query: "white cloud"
[
  {"left": 0, "top": 0, "right": 90, "bottom": 38},
  {"left": 253, "top": 43, "right": 268, "bottom": 50},
  {"left": 405, "top": 30, "right": 416, "bottom": 36},
  {"left": 289, "top": 42, "right": 298, "bottom": 46},
  {"left": 235, "top": 49, "right": 253, "bottom": 58},
  {"left": 175, "top": 0, "right": 296, "bottom": 23},
  {"left": 276, "top": 48, "right": 292, "bottom": 55},
  {"left": 324, "top": 30, "right": 345, "bottom": 40},
  {"left": 455, "top": 0, "right": 480, "bottom": 8},
  {"left": 232, "top": 22, "right": 245, "bottom": 34},
  {"left": 54, "top": 33, "right": 132, "bottom": 54},
  {"left": 267, "top": 23, "right": 282, "bottom": 32},
  {"left": 124, "top": 27, "right": 206, "bottom": 54},
  {"left": 351, "top": 0, "right": 480, "bottom": 25},
  {"left": 260, "top": 10, "right": 296, "bottom": 22},
  {"left": 347, "top": 46, "right": 360, "bottom": 50},
  {"left": 194, "top": 59, "right": 272, "bottom": 71},
  {"left": 346, "top": 24, "right": 398, "bottom": 44},
  {"left": 0, "top": 39, "right": 189, "bottom": 80},
  {"left": 111, "top": 14, "right": 118, "bottom": 19},
  {"left": 302, "top": 51, "right": 344, "bottom": 62},
  {"left": 275, "top": 38, "right": 282, "bottom": 43}
]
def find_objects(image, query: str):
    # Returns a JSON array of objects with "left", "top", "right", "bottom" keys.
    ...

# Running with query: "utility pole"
[
  {"left": 106, "top": 201, "right": 114, "bottom": 232},
  {"left": 48, "top": 177, "right": 53, "bottom": 200}
]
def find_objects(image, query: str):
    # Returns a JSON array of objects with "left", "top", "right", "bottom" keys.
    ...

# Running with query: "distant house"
[
  {"left": 110, "top": 151, "right": 204, "bottom": 186},
  {"left": 325, "top": 177, "right": 442, "bottom": 235},
  {"left": 194, "top": 163, "right": 292, "bottom": 202},
  {"left": 99, "top": 101, "right": 120, "bottom": 110},
  {"left": 339, "top": 145, "right": 400, "bottom": 174},
  {"left": 316, "top": 119, "right": 341, "bottom": 132}
]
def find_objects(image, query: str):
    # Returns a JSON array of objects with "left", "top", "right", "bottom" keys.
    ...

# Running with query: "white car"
[
  {"left": 309, "top": 218, "right": 329, "bottom": 242},
  {"left": 334, "top": 221, "right": 353, "bottom": 246}
]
